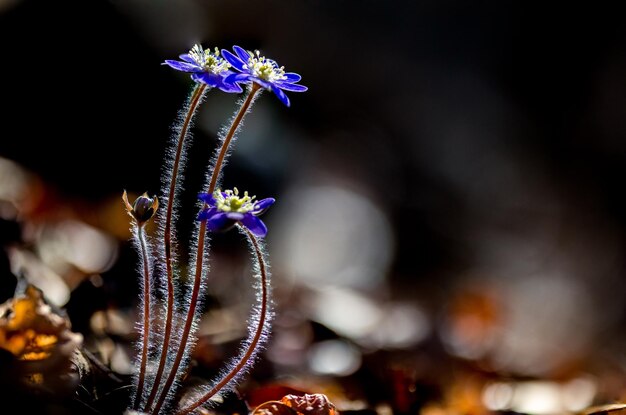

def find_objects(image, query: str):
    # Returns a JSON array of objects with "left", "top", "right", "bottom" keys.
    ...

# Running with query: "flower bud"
[{"left": 122, "top": 191, "right": 158, "bottom": 226}]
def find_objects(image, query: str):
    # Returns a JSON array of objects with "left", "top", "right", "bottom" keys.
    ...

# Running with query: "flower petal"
[
  {"left": 223, "top": 84, "right": 244, "bottom": 93},
  {"left": 225, "top": 212, "right": 245, "bottom": 221},
  {"left": 283, "top": 72, "right": 302, "bottom": 82},
  {"left": 205, "top": 212, "right": 233, "bottom": 232},
  {"left": 233, "top": 45, "right": 251, "bottom": 62},
  {"left": 275, "top": 82, "right": 308, "bottom": 92},
  {"left": 221, "top": 49, "right": 246, "bottom": 71},
  {"left": 163, "top": 60, "right": 201, "bottom": 73},
  {"left": 271, "top": 85, "right": 291, "bottom": 107},
  {"left": 198, "top": 192, "right": 217, "bottom": 206},
  {"left": 218, "top": 72, "right": 244, "bottom": 93},
  {"left": 253, "top": 78, "right": 273, "bottom": 90},
  {"left": 197, "top": 206, "right": 219, "bottom": 221},
  {"left": 179, "top": 54, "right": 195, "bottom": 63},
  {"left": 241, "top": 214, "right": 268, "bottom": 237},
  {"left": 218, "top": 78, "right": 244, "bottom": 93},
  {"left": 253, "top": 198, "right": 275, "bottom": 214},
  {"left": 193, "top": 72, "right": 221, "bottom": 87},
  {"left": 191, "top": 72, "right": 210, "bottom": 85},
  {"left": 225, "top": 72, "right": 252, "bottom": 84}
]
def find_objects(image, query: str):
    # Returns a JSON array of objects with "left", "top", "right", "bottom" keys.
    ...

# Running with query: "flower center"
[
  {"left": 189, "top": 44, "right": 231, "bottom": 74},
  {"left": 214, "top": 188, "right": 257, "bottom": 213},
  {"left": 247, "top": 51, "right": 287, "bottom": 82}
]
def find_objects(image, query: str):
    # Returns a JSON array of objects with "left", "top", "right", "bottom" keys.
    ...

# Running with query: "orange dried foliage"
[
  {"left": 0, "top": 283, "right": 83, "bottom": 395},
  {"left": 251, "top": 394, "right": 338, "bottom": 415},
  {"left": 0, "top": 285, "right": 66, "bottom": 360}
]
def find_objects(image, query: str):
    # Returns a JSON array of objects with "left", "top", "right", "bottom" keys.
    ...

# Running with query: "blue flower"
[
  {"left": 221, "top": 45, "right": 307, "bottom": 106},
  {"left": 197, "top": 188, "right": 275, "bottom": 237},
  {"left": 164, "top": 44, "right": 242, "bottom": 93}
]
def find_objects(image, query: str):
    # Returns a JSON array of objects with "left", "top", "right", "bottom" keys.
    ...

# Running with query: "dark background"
[{"left": 2, "top": 0, "right": 626, "bottom": 411}]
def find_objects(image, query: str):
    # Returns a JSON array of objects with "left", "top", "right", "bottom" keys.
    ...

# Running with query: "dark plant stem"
[
  {"left": 144, "top": 83, "right": 207, "bottom": 412},
  {"left": 175, "top": 227, "right": 269, "bottom": 415},
  {"left": 150, "top": 84, "right": 261, "bottom": 415},
  {"left": 133, "top": 226, "right": 152, "bottom": 410}
]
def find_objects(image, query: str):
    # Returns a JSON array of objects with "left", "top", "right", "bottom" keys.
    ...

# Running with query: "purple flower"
[
  {"left": 221, "top": 45, "right": 307, "bottom": 106},
  {"left": 163, "top": 44, "right": 242, "bottom": 93},
  {"left": 197, "top": 188, "right": 275, "bottom": 237}
]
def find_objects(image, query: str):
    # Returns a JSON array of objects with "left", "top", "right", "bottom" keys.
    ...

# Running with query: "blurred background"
[{"left": 2, "top": 1, "right": 626, "bottom": 414}]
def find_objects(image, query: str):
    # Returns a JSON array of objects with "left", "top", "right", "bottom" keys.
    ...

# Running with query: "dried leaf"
[
  {"left": 281, "top": 394, "right": 339, "bottom": 415},
  {"left": 252, "top": 401, "right": 299, "bottom": 415},
  {"left": 0, "top": 283, "right": 83, "bottom": 397},
  {"left": 246, "top": 384, "right": 309, "bottom": 408}
]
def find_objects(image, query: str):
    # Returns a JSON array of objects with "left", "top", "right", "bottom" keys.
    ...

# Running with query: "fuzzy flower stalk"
[
  {"left": 128, "top": 43, "right": 306, "bottom": 414},
  {"left": 142, "top": 44, "right": 242, "bottom": 413},
  {"left": 122, "top": 191, "right": 159, "bottom": 410},
  {"left": 176, "top": 225, "right": 273, "bottom": 415},
  {"left": 151, "top": 45, "right": 304, "bottom": 414},
  {"left": 150, "top": 188, "right": 275, "bottom": 414},
  {"left": 206, "top": 45, "right": 307, "bottom": 202}
]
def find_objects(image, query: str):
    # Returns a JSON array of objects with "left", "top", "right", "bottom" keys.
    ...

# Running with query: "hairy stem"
[
  {"left": 145, "top": 83, "right": 207, "bottom": 411},
  {"left": 208, "top": 83, "right": 261, "bottom": 193},
  {"left": 176, "top": 227, "right": 270, "bottom": 415},
  {"left": 150, "top": 84, "right": 261, "bottom": 414},
  {"left": 133, "top": 226, "right": 152, "bottom": 409}
]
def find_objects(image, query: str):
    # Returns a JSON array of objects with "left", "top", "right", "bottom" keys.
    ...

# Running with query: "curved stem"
[
  {"left": 133, "top": 226, "right": 152, "bottom": 409},
  {"left": 208, "top": 83, "right": 261, "bottom": 194},
  {"left": 176, "top": 228, "right": 269, "bottom": 415},
  {"left": 150, "top": 84, "right": 261, "bottom": 414},
  {"left": 144, "top": 83, "right": 207, "bottom": 411}
]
